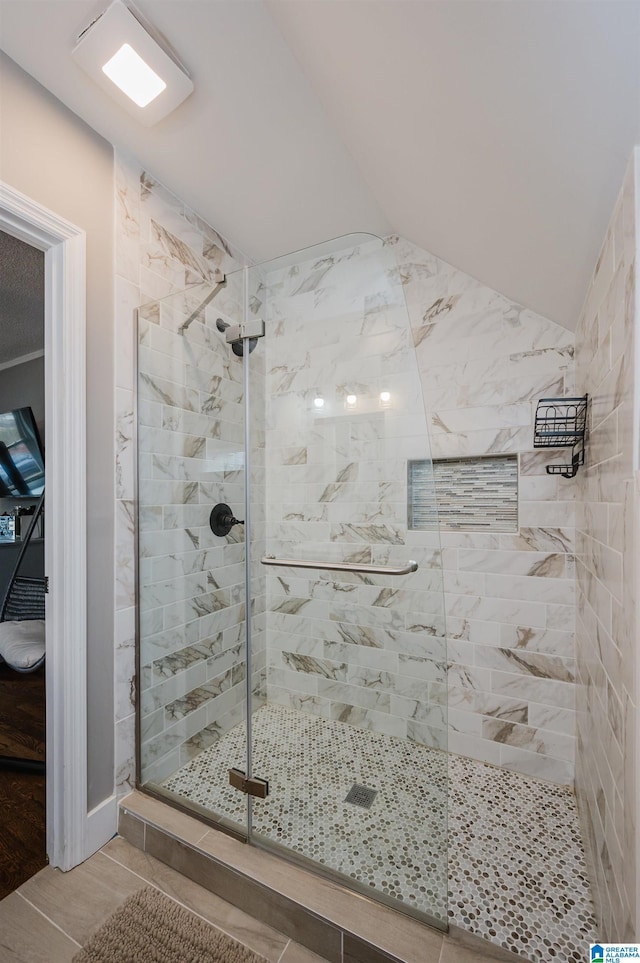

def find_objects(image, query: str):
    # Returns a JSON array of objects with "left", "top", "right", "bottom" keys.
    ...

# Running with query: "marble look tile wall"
[
  {"left": 390, "top": 235, "right": 578, "bottom": 784},
  {"left": 115, "top": 163, "right": 580, "bottom": 793},
  {"left": 114, "top": 153, "right": 260, "bottom": 792},
  {"left": 261, "top": 239, "right": 448, "bottom": 747},
  {"left": 574, "top": 151, "right": 639, "bottom": 939}
]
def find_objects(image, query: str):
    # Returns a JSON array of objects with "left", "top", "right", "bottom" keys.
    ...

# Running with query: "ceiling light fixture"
[
  {"left": 72, "top": 0, "right": 193, "bottom": 126},
  {"left": 102, "top": 43, "right": 166, "bottom": 108}
]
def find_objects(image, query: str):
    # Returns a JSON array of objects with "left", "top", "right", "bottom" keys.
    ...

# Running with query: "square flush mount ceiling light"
[{"left": 72, "top": 0, "right": 193, "bottom": 126}]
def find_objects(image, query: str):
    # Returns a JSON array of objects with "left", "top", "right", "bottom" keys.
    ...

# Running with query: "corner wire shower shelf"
[{"left": 533, "top": 395, "right": 588, "bottom": 478}]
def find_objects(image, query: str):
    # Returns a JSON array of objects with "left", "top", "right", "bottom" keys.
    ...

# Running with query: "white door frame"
[{"left": 0, "top": 181, "right": 91, "bottom": 871}]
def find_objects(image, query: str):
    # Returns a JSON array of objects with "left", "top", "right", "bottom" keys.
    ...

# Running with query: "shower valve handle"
[{"left": 210, "top": 503, "right": 244, "bottom": 537}]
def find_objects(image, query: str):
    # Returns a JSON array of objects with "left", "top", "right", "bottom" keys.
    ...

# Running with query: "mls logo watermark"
[{"left": 591, "top": 945, "right": 640, "bottom": 962}]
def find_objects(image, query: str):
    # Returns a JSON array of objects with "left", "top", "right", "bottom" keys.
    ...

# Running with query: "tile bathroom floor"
[
  {"left": 0, "top": 833, "right": 519, "bottom": 963},
  {"left": 162, "top": 703, "right": 598, "bottom": 963},
  {"left": 0, "top": 836, "right": 328, "bottom": 963}
]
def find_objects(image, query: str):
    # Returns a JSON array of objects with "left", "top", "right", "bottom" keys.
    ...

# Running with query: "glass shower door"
[
  {"left": 237, "top": 235, "right": 448, "bottom": 927},
  {"left": 135, "top": 234, "right": 448, "bottom": 927},
  {"left": 136, "top": 277, "right": 251, "bottom": 835}
]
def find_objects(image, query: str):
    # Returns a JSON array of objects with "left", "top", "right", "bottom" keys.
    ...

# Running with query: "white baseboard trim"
[{"left": 85, "top": 794, "right": 118, "bottom": 860}]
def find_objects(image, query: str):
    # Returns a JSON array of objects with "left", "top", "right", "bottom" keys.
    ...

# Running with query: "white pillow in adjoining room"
[{"left": 0, "top": 619, "right": 45, "bottom": 670}]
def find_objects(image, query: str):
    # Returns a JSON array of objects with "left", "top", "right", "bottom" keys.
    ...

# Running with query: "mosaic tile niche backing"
[
  {"left": 163, "top": 704, "right": 597, "bottom": 963},
  {"left": 409, "top": 454, "right": 519, "bottom": 533}
]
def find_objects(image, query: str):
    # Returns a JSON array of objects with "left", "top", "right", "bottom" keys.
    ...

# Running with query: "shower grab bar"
[{"left": 261, "top": 556, "right": 418, "bottom": 575}]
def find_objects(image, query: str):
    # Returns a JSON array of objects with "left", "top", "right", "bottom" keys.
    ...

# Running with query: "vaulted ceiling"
[{"left": 1, "top": 0, "right": 639, "bottom": 330}]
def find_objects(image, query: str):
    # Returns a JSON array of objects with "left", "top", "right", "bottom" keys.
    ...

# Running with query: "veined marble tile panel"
[
  {"left": 484, "top": 572, "right": 575, "bottom": 605},
  {"left": 447, "top": 662, "right": 492, "bottom": 691},
  {"left": 429, "top": 403, "right": 533, "bottom": 435},
  {"left": 520, "top": 472, "right": 572, "bottom": 503},
  {"left": 116, "top": 157, "right": 141, "bottom": 284},
  {"left": 268, "top": 665, "right": 319, "bottom": 697},
  {"left": 429, "top": 425, "right": 533, "bottom": 458},
  {"left": 115, "top": 606, "right": 136, "bottom": 723},
  {"left": 142, "top": 659, "right": 209, "bottom": 717},
  {"left": 139, "top": 265, "right": 177, "bottom": 303},
  {"left": 150, "top": 634, "right": 224, "bottom": 681},
  {"left": 482, "top": 718, "right": 574, "bottom": 762},
  {"left": 445, "top": 593, "right": 547, "bottom": 628},
  {"left": 499, "top": 745, "right": 573, "bottom": 785},
  {"left": 456, "top": 549, "right": 567, "bottom": 577},
  {"left": 414, "top": 311, "right": 512, "bottom": 369},
  {"left": 116, "top": 388, "right": 135, "bottom": 501},
  {"left": 490, "top": 670, "right": 575, "bottom": 709},
  {"left": 508, "top": 344, "right": 574, "bottom": 376},
  {"left": 421, "top": 366, "right": 564, "bottom": 412},
  {"left": 138, "top": 479, "right": 200, "bottom": 506},
  {"left": 116, "top": 276, "right": 139, "bottom": 391},
  {"left": 142, "top": 620, "right": 201, "bottom": 663},
  {"left": 498, "top": 527, "right": 574, "bottom": 553},
  {"left": 446, "top": 685, "right": 528, "bottom": 722},
  {"left": 545, "top": 603, "right": 575, "bottom": 632},
  {"left": 473, "top": 645, "right": 575, "bottom": 682},
  {"left": 442, "top": 570, "right": 486, "bottom": 596},
  {"left": 519, "top": 499, "right": 576, "bottom": 529},
  {"left": 528, "top": 702, "right": 576, "bottom": 736},
  {"left": 499, "top": 625, "right": 574, "bottom": 658},
  {"left": 138, "top": 370, "right": 199, "bottom": 411},
  {"left": 443, "top": 617, "right": 501, "bottom": 644},
  {"left": 138, "top": 398, "right": 163, "bottom": 429},
  {"left": 447, "top": 730, "right": 502, "bottom": 766},
  {"left": 140, "top": 571, "right": 208, "bottom": 609},
  {"left": 267, "top": 632, "right": 326, "bottom": 660},
  {"left": 140, "top": 425, "right": 208, "bottom": 460},
  {"left": 323, "top": 640, "right": 399, "bottom": 673}
]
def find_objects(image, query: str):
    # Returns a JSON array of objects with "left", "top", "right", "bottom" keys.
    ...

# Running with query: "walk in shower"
[{"left": 135, "top": 234, "right": 448, "bottom": 927}]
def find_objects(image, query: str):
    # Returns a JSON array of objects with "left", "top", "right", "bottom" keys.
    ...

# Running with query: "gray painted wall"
[{"left": 0, "top": 51, "right": 115, "bottom": 811}]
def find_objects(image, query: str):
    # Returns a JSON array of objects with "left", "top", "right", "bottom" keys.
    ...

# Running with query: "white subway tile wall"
[{"left": 574, "top": 150, "right": 639, "bottom": 939}]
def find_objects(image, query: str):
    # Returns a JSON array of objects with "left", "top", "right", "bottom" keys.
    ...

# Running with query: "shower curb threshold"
[{"left": 118, "top": 790, "right": 526, "bottom": 963}]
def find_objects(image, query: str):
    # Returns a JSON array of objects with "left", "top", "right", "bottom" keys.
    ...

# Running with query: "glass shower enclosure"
[{"left": 135, "top": 233, "right": 448, "bottom": 927}]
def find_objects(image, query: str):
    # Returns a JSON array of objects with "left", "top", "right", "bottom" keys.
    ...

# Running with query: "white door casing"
[{"left": 0, "top": 180, "right": 106, "bottom": 870}]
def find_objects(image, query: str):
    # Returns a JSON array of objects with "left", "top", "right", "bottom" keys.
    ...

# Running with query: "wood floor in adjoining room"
[{"left": 0, "top": 661, "right": 46, "bottom": 899}]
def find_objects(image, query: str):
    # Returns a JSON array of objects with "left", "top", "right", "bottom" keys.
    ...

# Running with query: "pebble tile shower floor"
[{"left": 162, "top": 703, "right": 597, "bottom": 962}]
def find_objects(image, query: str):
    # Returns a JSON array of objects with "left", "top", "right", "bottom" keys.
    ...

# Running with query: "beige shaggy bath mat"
[{"left": 72, "top": 887, "right": 269, "bottom": 963}]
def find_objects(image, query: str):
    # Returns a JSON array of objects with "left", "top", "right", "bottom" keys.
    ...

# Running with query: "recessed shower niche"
[{"left": 408, "top": 454, "right": 518, "bottom": 533}]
